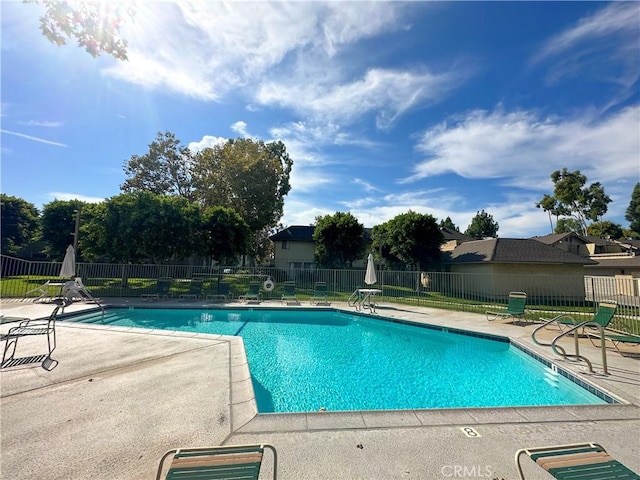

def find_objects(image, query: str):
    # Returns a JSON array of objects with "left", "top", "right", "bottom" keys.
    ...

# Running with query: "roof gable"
[{"left": 446, "top": 238, "right": 596, "bottom": 265}]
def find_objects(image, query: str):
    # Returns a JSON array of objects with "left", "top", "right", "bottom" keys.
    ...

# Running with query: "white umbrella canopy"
[
  {"left": 59, "top": 245, "right": 76, "bottom": 278},
  {"left": 364, "top": 253, "right": 377, "bottom": 285}
]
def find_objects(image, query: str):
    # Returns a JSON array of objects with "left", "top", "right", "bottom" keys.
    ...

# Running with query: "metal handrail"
[
  {"left": 550, "top": 321, "right": 608, "bottom": 375},
  {"left": 532, "top": 314, "right": 609, "bottom": 375}
]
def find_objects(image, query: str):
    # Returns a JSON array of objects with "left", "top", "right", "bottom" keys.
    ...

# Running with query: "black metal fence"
[{"left": 1, "top": 254, "right": 638, "bottom": 334}]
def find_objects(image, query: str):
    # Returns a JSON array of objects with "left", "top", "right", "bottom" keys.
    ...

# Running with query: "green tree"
[
  {"left": 376, "top": 211, "right": 443, "bottom": 270},
  {"left": 625, "top": 182, "right": 640, "bottom": 237},
  {"left": 0, "top": 194, "right": 40, "bottom": 255},
  {"left": 41, "top": 199, "right": 85, "bottom": 260},
  {"left": 122, "top": 131, "right": 196, "bottom": 200},
  {"left": 555, "top": 218, "right": 583, "bottom": 234},
  {"left": 26, "top": 0, "right": 133, "bottom": 60},
  {"left": 199, "top": 206, "right": 250, "bottom": 265},
  {"left": 587, "top": 221, "right": 623, "bottom": 239},
  {"left": 537, "top": 168, "right": 611, "bottom": 235},
  {"left": 194, "top": 138, "right": 292, "bottom": 232},
  {"left": 313, "top": 212, "right": 365, "bottom": 268},
  {"left": 464, "top": 210, "right": 499, "bottom": 239},
  {"left": 80, "top": 192, "right": 200, "bottom": 263},
  {"left": 439, "top": 216, "right": 459, "bottom": 231}
]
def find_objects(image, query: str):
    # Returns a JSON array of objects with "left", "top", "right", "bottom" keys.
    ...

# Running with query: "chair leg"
[
  {"left": 2, "top": 334, "right": 19, "bottom": 367},
  {"left": 41, "top": 328, "right": 58, "bottom": 370}
]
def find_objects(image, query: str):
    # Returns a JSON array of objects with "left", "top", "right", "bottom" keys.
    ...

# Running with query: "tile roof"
[
  {"left": 270, "top": 225, "right": 374, "bottom": 242},
  {"left": 269, "top": 225, "right": 315, "bottom": 242},
  {"left": 586, "top": 255, "right": 640, "bottom": 268},
  {"left": 444, "top": 238, "right": 596, "bottom": 265},
  {"left": 441, "top": 227, "right": 475, "bottom": 243}
]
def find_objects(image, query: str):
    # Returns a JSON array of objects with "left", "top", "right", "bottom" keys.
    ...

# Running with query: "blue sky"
[{"left": 1, "top": 1, "right": 639, "bottom": 238}]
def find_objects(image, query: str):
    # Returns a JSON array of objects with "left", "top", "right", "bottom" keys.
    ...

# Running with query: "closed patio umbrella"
[
  {"left": 59, "top": 245, "right": 76, "bottom": 278},
  {"left": 364, "top": 253, "right": 377, "bottom": 285}
]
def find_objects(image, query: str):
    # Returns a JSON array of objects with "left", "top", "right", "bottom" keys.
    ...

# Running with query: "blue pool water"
[{"left": 69, "top": 308, "right": 608, "bottom": 412}]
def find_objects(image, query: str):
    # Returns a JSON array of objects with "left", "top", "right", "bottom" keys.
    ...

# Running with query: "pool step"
[{"left": 543, "top": 367, "right": 560, "bottom": 388}]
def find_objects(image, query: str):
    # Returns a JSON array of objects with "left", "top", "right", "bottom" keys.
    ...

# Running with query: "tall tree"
[
  {"left": 26, "top": 0, "right": 133, "bottom": 60},
  {"left": 199, "top": 206, "right": 250, "bottom": 265},
  {"left": 537, "top": 168, "right": 611, "bottom": 235},
  {"left": 194, "top": 138, "right": 292, "bottom": 232},
  {"left": 587, "top": 221, "right": 623, "bottom": 239},
  {"left": 439, "top": 216, "right": 459, "bottom": 231},
  {"left": 313, "top": 212, "right": 365, "bottom": 268},
  {"left": 0, "top": 195, "right": 40, "bottom": 256},
  {"left": 122, "top": 131, "right": 196, "bottom": 200},
  {"left": 376, "top": 211, "right": 443, "bottom": 270},
  {"left": 464, "top": 210, "right": 499, "bottom": 239},
  {"left": 41, "top": 199, "right": 85, "bottom": 260},
  {"left": 625, "top": 182, "right": 640, "bottom": 237}
]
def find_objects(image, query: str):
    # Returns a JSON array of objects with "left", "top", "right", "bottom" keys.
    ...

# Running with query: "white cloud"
[
  {"left": 406, "top": 105, "right": 640, "bottom": 191},
  {"left": 531, "top": 3, "right": 640, "bottom": 108},
  {"left": 18, "top": 120, "right": 63, "bottom": 127},
  {"left": 1, "top": 129, "right": 67, "bottom": 147},
  {"left": 106, "top": 2, "right": 408, "bottom": 101},
  {"left": 231, "top": 121, "right": 250, "bottom": 137},
  {"left": 48, "top": 192, "right": 104, "bottom": 203},
  {"left": 188, "top": 135, "right": 227, "bottom": 152},
  {"left": 258, "top": 67, "right": 466, "bottom": 129},
  {"left": 532, "top": 3, "right": 640, "bottom": 64}
]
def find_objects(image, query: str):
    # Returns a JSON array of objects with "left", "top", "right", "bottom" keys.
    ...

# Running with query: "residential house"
[
  {"left": 442, "top": 238, "right": 596, "bottom": 301},
  {"left": 269, "top": 225, "right": 316, "bottom": 271},
  {"left": 533, "top": 232, "right": 640, "bottom": 280}
]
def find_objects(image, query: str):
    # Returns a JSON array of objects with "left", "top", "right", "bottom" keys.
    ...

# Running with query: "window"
[{"left": 282, "top": 240, "right": 289, "bottom": 249}]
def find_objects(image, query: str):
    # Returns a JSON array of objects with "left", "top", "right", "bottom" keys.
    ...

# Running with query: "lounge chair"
[
  {"left": 156, "top": 443, "right": 277, "bottom": 480},
  {"left": 141, "top": 277, "right": 173, "bottom": 301},
  {"left": 1, "top": 299, "right": 65, "bottom": 371},
  {"left": 587, "top": 330, "right": 640, "bottom": 357},
  {"left": 23, "top": 280, "right": 53, "bottom": 303},
  {"left": 281, "top": 281, "right": 300, "bottom": 305},
  {"left": 206, "top": 282, "right": 232, "bottom": 302},
  {"left": 239, "top": 281, "right": 262, "bottom": 304},
  {"left": 486, "top": 292, "right": 527, "bottom": 322},
  {"left": 179, "top": 278, "right": 204, "bottom": 300},
  {"left": 515, "top": 442, "right": 639, "bottom": 479},
  {"left": 538, "top": 300, "right": 617, "bottom": 333},
  {"left": 61, "top": 277, "right": 98, "bottom": 303},
  {"left": 310, "top": 282, "right": 329, "bottom": 305}
]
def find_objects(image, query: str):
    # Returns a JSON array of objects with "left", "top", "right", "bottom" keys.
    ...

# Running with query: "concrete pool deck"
[{"left": 1, "top": 298, "right": 638, "bottom": 479}]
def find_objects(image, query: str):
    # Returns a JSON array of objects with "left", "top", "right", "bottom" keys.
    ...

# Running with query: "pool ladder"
[
  {"left": 531, "top": 317, "right": 608, "bottom": 375},
  {"left": 347, "top": 289, "right": 377, "bottom": 313}
]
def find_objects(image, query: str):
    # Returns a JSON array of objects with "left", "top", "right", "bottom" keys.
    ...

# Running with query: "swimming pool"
[{"left": 69, "top": 307, "right": 612, "bottom": 413}]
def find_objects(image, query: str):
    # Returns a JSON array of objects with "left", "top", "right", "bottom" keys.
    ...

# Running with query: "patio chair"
[
  {"left": 515, "top": 442, "right": 639, "bottom": 479},
  {"left": 206, "top": 282, "right": 232, "bottom": 302},
  {"left": 179, "top": 278, "right": 204, "bottom": 300},
  {"left": 538, "top": 300, "right": 617, "bottom": 333},
  {"left": 239, "top": 281, "right": 262, "bottom": 304},
  {"left": 586, "top": 330, "right": 640, "bottom": 357},
  {"left": 23, "top": 280, "right": 52, "bottom": 303},
  {"left": 141, "top": 277, "right": 173, "bottom": 301},
  {"left": 205, "top": 282, "right": 233, "bottom": 302},
  {"left": 1, "top": 299, "right": 65, "bottom": 371},
  {"left": 281, "top": 281, "right": 300, "bottom": 305},
  {"left": 156, "top": 443, "right": 277, "bottom": 480},
  {"left": 486, "top": 292, "right": 527, "bottom": 322},
  {"left": 61, "top": 277, "right": 98, "bottom": 304},
  {"left": 310, "top": 282, "right": 329, "bottom": 305}
]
